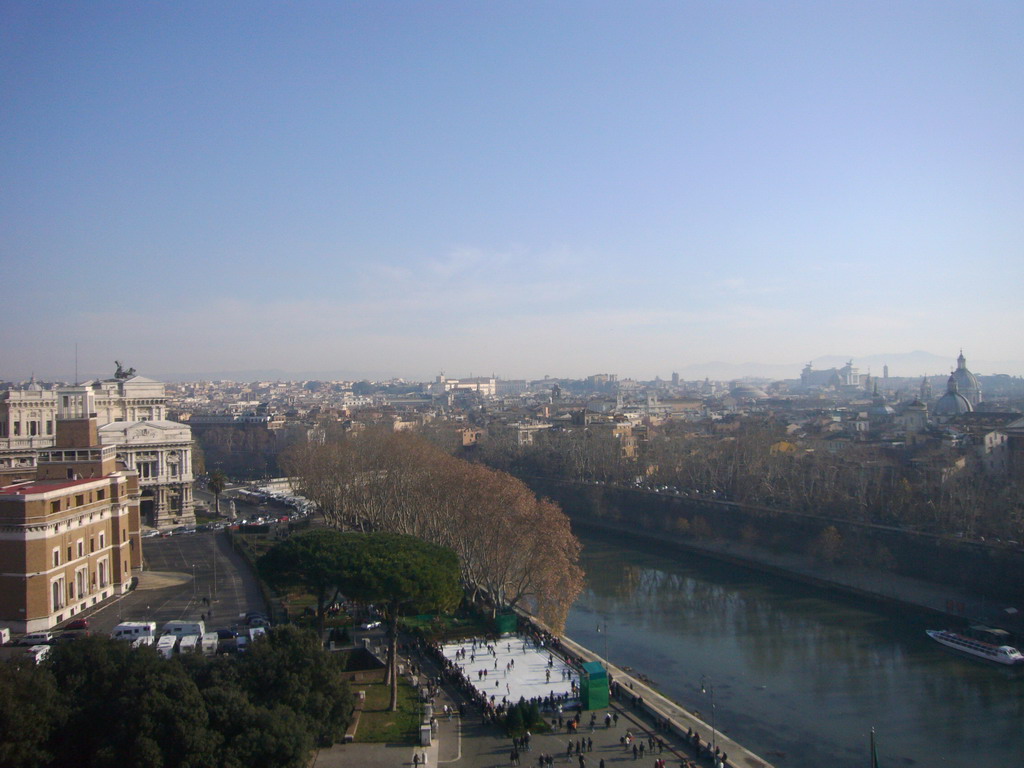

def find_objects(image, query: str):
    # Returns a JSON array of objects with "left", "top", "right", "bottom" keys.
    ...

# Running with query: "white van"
[
  {"left": 235, "top": 634, "right": 249, "bottom": 653},
  {"left": 111, "top": 621, "right": 157, "bottom": 642},
  {"left": 249, "top": 626, "right": 267, "bottom": 642},
  {"left": 131, "top": 635, "right": 156, "bottom": 649},
  {"left": 19, "top": 631, "right": 53, "bottom": 646},
  {"left": 177, "top": 634, "right": 200, "bottom": 654},
  {"left": 162, "top": 620, "right": 205, "bottom": 638},
  {"left": 0, "top": 627, "right": 10, "bottom": 645},
  {"left": 156, "top": 634, "right": 178, "bottom": 659},
  {"left": 200, "top": 632, "right": 220, "bottom": 656}
]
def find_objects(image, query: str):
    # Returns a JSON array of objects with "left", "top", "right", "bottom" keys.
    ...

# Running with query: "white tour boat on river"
[{"left": 925, "top": 627, "right": 1024, "bottom": 665}]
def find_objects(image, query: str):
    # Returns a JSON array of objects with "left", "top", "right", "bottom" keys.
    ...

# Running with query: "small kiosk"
[
  {"left": 580, "top": 661, "right": 609, "bottom": 711},
  {"left": 495, "top": 611, "right": 517, "bottom": 635}
]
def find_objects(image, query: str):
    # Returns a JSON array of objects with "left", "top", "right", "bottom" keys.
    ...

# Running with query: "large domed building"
[
  {"left": 933, "top": 373, "right": 974, "bottom": 422},
  {"left": 950, "top": 350, "right": 982, "bottom": 407}
]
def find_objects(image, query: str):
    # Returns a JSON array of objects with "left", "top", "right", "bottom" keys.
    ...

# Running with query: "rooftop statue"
[{"left": 114, "top": 360, "right": 137, "bottom": 379}]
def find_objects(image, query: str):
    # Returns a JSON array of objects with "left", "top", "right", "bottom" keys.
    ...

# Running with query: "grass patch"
[{"left": 355, "top": 677, "right": 421, "bottom": 744}]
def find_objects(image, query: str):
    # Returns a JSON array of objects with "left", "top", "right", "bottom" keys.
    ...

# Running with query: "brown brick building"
[{"left": 0, "top": 391, "right": 141, "bottom": 632}]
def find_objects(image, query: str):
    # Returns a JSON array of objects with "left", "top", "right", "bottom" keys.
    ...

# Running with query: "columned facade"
[
  {"left": 98, "top": 421, "right": 195, "bottom": 528},
  {"left": 0, "top": 373, "right": 195, "bottom": 528}
]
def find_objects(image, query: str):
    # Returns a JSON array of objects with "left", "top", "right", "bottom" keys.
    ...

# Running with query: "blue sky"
[{"left": 2, "top": 2, "right": 1022, "bottom": 381}]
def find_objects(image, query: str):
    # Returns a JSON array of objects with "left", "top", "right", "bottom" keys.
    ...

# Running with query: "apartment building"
[{"left": 0, "top": 393, "right": 142, "bottom": 632}]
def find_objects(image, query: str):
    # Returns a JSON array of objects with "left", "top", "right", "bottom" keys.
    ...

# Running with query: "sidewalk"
[{"left": 313, "top": 636, "right": 773, "bottom": 768}]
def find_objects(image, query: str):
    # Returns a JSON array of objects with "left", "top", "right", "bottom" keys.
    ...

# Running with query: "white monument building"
[{"left": 0, "top": 367, "right": 195, "bottom": 528}]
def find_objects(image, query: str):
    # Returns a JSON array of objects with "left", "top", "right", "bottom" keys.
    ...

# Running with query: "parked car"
[
  {"left": 18, "top": 631, "right": 53, "bottom": 646},
  {"left": 65, "top": 617, "right": 90, "bottom": 631}
]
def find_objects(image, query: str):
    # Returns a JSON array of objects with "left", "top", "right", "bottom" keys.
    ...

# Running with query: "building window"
[
  {"left": 97, "top": 488, "right": 105, "bottom": 501},
  {"left": 13, "top": 422, "right": 20, "bottom": 436},
  {"left": 77, "top": 541, "right": 84, "bottom": 558},
  {"left": 52, "top": 548, "right": 60, "bottom": 567},
  {"left": 75, "top": 495, "right": 84, "bottom": 507},
  {"left": 51, "top": 501, "right": 60, "bottom": 514},
  {"left": 52, "top": 579, "right": 64, "bottom": 611},
  {"left": 67, "top": 546, "right": 72, "bottom": 561},
  {"left": 99, "top": 533, "right": 105, "bottom": 548},
  {"left": 90, "top": 537, "right": 95, "bottom": 553},
  {"left": 46, "top": 420, "right": 53, "bottom": 435}
]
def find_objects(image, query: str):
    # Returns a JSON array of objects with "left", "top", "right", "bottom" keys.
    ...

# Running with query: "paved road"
[{"left": 78, "top": 530, "right": 267, "bottom": 637}]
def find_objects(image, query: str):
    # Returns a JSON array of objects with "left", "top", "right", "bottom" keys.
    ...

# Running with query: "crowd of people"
[
  {"left": 422, "top": 631, "right": 583, "bottom": 725},
  {"left": 406, "top": 618, "right": 730, "bottom": 768}
]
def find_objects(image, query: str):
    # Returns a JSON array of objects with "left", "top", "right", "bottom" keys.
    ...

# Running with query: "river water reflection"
[{"left": 564, "top": 529, "right": 1024, "bottom": 768}]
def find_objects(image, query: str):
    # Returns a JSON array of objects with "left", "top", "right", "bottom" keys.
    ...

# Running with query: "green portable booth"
[
  {"left": 494, "top": 611, "right": 517, "bottom": 635},
  {"left": 580, "top": 661, "right": 609, "bottom": 710}
]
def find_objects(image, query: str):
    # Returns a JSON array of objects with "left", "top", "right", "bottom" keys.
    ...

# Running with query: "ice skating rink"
[{"left": 441, "top": 635, "right": 579, "bottom": 707}]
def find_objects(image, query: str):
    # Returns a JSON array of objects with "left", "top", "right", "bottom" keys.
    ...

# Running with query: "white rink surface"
[{"left": 442, "top": 635, "right": 580, "bottom": 708}]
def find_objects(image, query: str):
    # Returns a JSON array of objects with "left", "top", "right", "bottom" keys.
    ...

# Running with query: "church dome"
[
  {"left": 934, "top": 373, "right": 973, "bottom": 419},
  {"left": 950, "top": 350, "right": 981, "bottom": 406},
  {"left": 729, "top": 383, "right": 769, "bottom": 401}
]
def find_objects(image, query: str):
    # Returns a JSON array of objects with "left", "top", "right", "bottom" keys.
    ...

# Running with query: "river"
[{"left": 564, "top": 528, "right": 1024, "bottom": 768}]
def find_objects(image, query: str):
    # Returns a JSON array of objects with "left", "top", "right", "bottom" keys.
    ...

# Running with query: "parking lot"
[{"left": 76, "top": 530, "right": 268, "bottom": 640}]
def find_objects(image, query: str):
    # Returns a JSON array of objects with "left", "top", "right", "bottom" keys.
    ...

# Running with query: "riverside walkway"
[{"left": 314, "top": 629, "right": 774, "bottom": 768}]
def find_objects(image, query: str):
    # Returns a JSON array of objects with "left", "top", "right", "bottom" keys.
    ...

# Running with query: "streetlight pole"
[
  {"left": 192, "top": 563, "right": 196, "bottom": 600},
  {"left": 701, "top": 675, "right": 716, "bottom": 758},
  {"left": 597, "top": 618, "right": 609, "bottom": 661}
]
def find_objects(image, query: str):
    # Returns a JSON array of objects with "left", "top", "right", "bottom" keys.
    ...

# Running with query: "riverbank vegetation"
[
  {"left": 283, "top": 429, "right": 584, "bottom": 632},
  {"left": 472, "top": 418, "right": 1024, "bottom": 542}
]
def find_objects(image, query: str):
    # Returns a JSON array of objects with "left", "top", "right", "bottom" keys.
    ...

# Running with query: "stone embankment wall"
[{"left": 525, "top": 478, "right": 1024, "bottom": 629}]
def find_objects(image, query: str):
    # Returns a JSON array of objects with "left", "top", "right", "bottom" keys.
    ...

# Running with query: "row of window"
[
  {"left": 51, "top": 529, "right": 125, "bottom": 567},
  {"left": 50, "top": 488, "right": 106, "bottom": 515},
  {"left": 0, "top": 420, "right": 54, "bottom": 437},
  {"left": 50, "top": 558, "right": 123, "bottom": 612}
]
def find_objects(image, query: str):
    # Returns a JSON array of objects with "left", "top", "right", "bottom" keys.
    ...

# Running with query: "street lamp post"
[
  {"left": 701, "top": 675, "right": 717, "bottom": 758},
  {"left": 597, "top": 618, "right": 609, "bottom": 661},
  {"left": 192, "top": 563, "right": 196, "bottom": 600}
]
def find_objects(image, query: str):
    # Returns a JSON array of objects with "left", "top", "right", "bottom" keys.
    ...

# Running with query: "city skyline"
[
  {"left": 5, "top": 348, "right": 1023, "bottom": 386},
  {"left": 3, "top": 3, "right": 1022, "bottom": 380}
]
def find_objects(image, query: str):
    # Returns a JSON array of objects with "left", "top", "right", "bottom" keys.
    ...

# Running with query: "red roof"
[{"left": 0, "top": 478, "right": 99, "bottom": 495}]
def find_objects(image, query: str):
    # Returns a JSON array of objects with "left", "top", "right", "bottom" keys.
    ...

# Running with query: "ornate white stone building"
[
  {"left": 98, "top": 420, "right": 194, "bottom": 528},
  {"left": 0, "top": 372, "right": 195, "bottom": 528}
]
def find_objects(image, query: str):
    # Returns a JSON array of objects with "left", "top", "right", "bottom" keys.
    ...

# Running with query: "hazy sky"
[{"left": 3, "top": 2, "right": 1022, "bottom": 381}]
